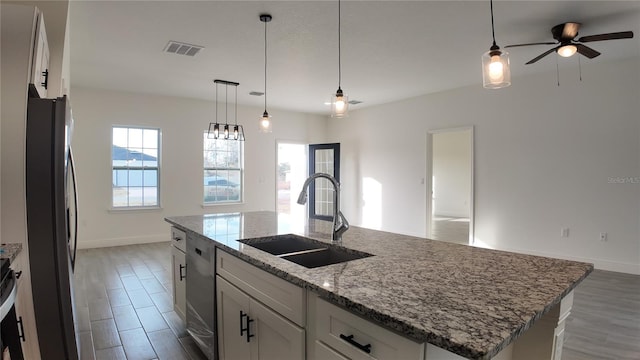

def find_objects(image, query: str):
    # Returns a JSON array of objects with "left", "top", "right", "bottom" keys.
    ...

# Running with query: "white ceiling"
[{"left": 69, "top": 1, "right": 640, "bottom": 115}]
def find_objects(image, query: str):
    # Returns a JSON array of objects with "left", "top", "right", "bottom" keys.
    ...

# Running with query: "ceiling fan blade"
[
  {"left": 562, "top": 22, "right": 581, "bottom": 39},
  {"left": 578, "top": 31, "right": 634, "bottom": 43},
  {"left": 505, "top": 42, "right": 557, "bottom": 48},
  {"left": 525, "top": 47, "right": 558, "bottom": 65},
  {"left": 575, "top": 43, "right": 601, "bottom": 59}
]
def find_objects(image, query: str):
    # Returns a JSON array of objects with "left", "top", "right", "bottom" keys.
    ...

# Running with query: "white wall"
[
  {"left": 328, "top": 58, "right": 640, "bottom": 274},
  {"left": 71, "top": 86, "right": 326, "bottom": 248},
  {"left": 432, "top": 130, "right": 471, "bottom": 218}
]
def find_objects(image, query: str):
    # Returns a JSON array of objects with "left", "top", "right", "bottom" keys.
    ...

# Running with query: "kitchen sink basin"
[
  {"left": 238, "top": 234, "right": 373, "bottom": 268},
  {"left": 238, "top": 234, "right": 326, "bottom": 256},
  {"left": 281, "top": 247, "right": 373, "bottom": 269}
]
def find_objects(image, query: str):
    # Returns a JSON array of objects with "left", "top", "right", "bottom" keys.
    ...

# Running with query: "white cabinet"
[
  {"left": 171, "top": 227, "right": 187, "bottom": 320},
  {"left": 217, "top": 276, "right": 305, "bottom": 360},
  {"left": 30, "top": 13, "right": 50, "bottom": 98},
  {"left": 308, "top": 294, "right": 425, "bottom": 360},
  {"left": 11, "top": 250, "right": 42, "bottom": 360},
  {"left": 216, "top": 249, "right": 305, "bottom": 360}
]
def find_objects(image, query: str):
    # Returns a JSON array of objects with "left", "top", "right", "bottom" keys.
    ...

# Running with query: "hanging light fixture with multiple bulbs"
[
  {"left": 481, "top": 0, "right": 511, "bottom": 89},
  {"left": 259, "top": 14, "right": 273, "bottom": 133},
  {"left": 331, "top": 0, "right": 349, "bottom": 117},
  {"left": 208, "top": 79, "right": 245, "bottom": 141}
]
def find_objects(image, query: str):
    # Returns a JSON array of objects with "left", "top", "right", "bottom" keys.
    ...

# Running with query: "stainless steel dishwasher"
[{"left": 186, "top": 233, "right": 216, "bottom": 359}]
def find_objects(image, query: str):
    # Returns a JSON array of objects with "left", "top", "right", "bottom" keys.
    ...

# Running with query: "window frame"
[
  {"left": 203, "top": 132, "right": 244, "bottom": 205},
  {"left": 111, "top": 125, "right": 162, "bottom": 210}
]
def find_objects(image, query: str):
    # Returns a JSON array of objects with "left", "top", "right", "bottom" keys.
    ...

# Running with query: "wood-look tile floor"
[
  {"left": 430, "top": 216, "right": 470, "bottom": 245},
  {"left": 74, "top": 243, "right": 640, "bottom": 360},
  {"left": 73, "top": 243, "right": 207, "bottom": 360}
]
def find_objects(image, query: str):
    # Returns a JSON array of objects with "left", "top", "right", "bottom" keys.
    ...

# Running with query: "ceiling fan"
[{"left": 506, "top": 22, "right": 634, "bottom": 64}]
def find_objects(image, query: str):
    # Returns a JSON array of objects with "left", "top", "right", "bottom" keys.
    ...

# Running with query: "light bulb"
[
  {"left": 335, "top": 96, "right": 346, "bottom": 113},
  {"left": 261, "top": 117, "right": 270, "bottom": 129},
  {"left": 488, "top": 55, "right": 504, "bottom": 81},
  {"left": 557, "top": 44, "right": 577, "bottom": 58},
  {"left": 213, "top": 124, "right": 220, "bottom": 139},
  {"left": 223, "top": 125, "right": 229, "bottom": 139},
  {"left": 233, "top": 125, "right": 239, "bottom": 140}
]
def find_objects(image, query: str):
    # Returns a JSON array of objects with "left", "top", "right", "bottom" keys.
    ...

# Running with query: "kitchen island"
[{"left": 166, "top": 211, "right": 592, "bottom": 360}]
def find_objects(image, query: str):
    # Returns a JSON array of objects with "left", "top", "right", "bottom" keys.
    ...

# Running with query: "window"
[
  {"left": 203, "top": 133, "right": 243, "bottom": 204},
  {"left": 112, "top": 127, "right": 160, "bottom": 208}
]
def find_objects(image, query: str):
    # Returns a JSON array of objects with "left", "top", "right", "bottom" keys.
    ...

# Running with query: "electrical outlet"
[
  {"left": 561, "top": 228, "right": 570, "bottom": 238},
  {"left": 600, "top": 232, "right": 608, "bottom": 242}
]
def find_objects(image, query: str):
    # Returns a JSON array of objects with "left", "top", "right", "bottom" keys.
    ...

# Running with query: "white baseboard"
[{"left": 77, "top": 234, "right": 168, "bottom": 249}]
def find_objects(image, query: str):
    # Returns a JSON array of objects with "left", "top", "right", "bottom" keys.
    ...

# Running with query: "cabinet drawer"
[
  {"left": 312, "top": 296, "right": 424, "bottom": 360},
  {"left": 216, "top": 249, "right": 305, "bottom": 327},
  {"left": 315, "top": 340, "right": 349, "bottom": 360},
  {"left": 171, "top": 227, "right": 186, "bottom": 253}
]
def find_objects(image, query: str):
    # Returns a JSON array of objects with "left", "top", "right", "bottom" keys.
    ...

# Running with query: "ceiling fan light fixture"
[
  {"left": 557, "top": 44, "right": 577, "bottom": 57},
  {"left": 482, "top": 0, "right": 510, "bottom": 89}
]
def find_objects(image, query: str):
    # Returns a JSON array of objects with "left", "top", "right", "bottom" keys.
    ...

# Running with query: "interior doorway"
[
  {"left": 426, "top": 127, "right": 474, "bottom": 245},
  {"left": 276, "top": 142, "right": 307, "bottom": 232}
]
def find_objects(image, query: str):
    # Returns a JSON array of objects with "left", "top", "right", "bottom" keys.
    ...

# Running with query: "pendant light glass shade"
[
  {"left": 331, "top": 88, "right": 348, "bottom": 118},
  {"left": 259, "top": 111, "right": 272, "bottom": 133},
  {"left": 482, "top": 47, "right": 511, "bottom": 89},
  {"left": 482, "top": 0, "right": 511, "bottom": 89}
]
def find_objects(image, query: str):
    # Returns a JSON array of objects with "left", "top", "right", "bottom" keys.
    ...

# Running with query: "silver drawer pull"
[{"left": 340, "top": 334, "right": 371, "bottom": 354}]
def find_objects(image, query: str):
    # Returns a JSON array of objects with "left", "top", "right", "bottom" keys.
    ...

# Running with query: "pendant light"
[
  {"left": 259, "top": 14, "right": 273, "bottom": 133},
  {"left": 331, "top": 0, "right": 348, "bottom": 117},
  {"left": 482, "top": 0, "right": 511, "bottom": 89},
  {"left": 208, "top": 79, "right": 244, "bottom": 141}
]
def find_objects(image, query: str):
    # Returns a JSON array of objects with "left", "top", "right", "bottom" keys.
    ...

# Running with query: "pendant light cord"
[
  {"left": 490, "top": 0, "right": 497, "bottom": 46},
  {"left": 338, "top": 0, "right": 342, "bottom": 88},
  {"left": 264, "top": 18, "right": 268, "bottom": 113}
]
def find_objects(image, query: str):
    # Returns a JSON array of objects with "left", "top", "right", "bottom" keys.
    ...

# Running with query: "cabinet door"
[
  {"left": 217, "top": 276, "right": 251, "bottom": 360},
  {"left": 171, "top": 246, "right": 186, "bottom": 320},
  {"left": 11, "top": 250, "right": 42, "bottom": 360},
  {"left": 250, "top": 298, "right": 305, "bottom": 360},
  {"left": 31, "top": 14, "right": 49, "bottom": 98}
]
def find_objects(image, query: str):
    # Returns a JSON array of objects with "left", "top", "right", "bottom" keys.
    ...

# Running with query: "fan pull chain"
[
  {"left": 555, "top": 53, "right": 560, "bottom": 87},
  {"left": 578, "top": 56, "right": 582, "bottom": 82}
]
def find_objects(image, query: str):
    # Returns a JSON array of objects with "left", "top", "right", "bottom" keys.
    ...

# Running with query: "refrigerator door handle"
[{"left": 68, "top": 148, "right": 79, "bottom": 271}]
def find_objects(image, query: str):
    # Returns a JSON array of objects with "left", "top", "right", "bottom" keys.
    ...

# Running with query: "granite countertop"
[
  {"left": 165, "top": 211, "right": 593, "bottom": 360},
  {"left": 0, "top": 243, "right": 22, "bottom": 263}
]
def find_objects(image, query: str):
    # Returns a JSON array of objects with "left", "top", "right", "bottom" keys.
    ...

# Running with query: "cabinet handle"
[
  {"left": 41, "top": 69, "right": 48, "bottom": 89},
  {"left": 195, "top": 248, "right": 202, "bottom": 256},
  {"left": 17, "top": 316, "right": 26, "bottom": 342},
  {"left": 173, "top": 236, "right": 182, "bottom": 241},
  {"left": 15, "top": 270, "right": 23, "bottom": 279},
  {"left": 339, "top": 334, "right": 371, "bottom": 354},
  {"left": 179, "top": 264, "right": 186, "bottom": 281},
  {"left": 240, "top": 311, "right": 255, "bottom": 343}
]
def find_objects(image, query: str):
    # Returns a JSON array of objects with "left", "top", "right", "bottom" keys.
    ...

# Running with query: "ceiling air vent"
[
  {"left": 348, "top": 100, "right": 363, "bottom": 105},
  {"left": 164, "top": 41, "right": 203, "bottom": 56},
  {"left": 249, "top": 91, "right": 265, "bottom": 96}
]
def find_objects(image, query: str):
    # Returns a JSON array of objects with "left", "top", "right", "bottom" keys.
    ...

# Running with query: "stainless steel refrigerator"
[{"left": 25, "top": 95, "right": 79, "bottom": 359}]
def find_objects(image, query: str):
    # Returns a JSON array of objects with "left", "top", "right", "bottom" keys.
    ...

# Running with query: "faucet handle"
[{"left": 335, "top": 211, "right": 350, "bottom": 237}]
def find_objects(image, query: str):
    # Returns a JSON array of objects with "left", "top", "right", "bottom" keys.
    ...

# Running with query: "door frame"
[
  {"left": 275, "top": 139, "right": 308, "bottom": 214},
  {"left": 425, "top": 126, "right": 475, "bottom": 245},
  {"left": 308, "top": 143, "right": 340, "bottom": 221}
]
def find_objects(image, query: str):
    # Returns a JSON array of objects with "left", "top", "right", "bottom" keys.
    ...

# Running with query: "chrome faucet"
[{"left": 297, "top": 173, "right": 349, "bottom": 242}]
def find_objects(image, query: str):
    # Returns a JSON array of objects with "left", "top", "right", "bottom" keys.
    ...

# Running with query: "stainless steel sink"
[{"left": 238, "top": 234, "right": 373, "bottom": 268}]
